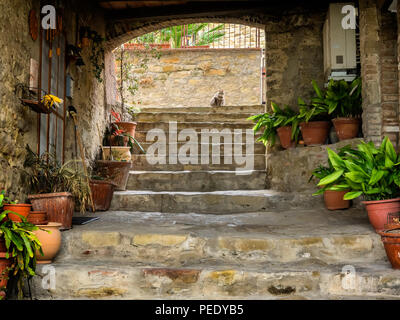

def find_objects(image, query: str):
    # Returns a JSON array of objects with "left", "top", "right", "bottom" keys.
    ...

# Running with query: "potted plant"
[
  {"left": 88, "top": 165, "right": 116, "bottom": 211},
  {"left": 32, "top": 222, "right": 62, "bottom": 265},
  {"left": 322, "top": 137, "right": 400, "bottom": 232},
  {"left": 298, "top": 80, "right": 331, "bottom": 146},
  {"left": 315, "top": 78, "right": 362, "bottom": 141},
  {"left": 0, "top": 191, "right": 32, "bottom": 223},
  {"left": 248, "top": 102, "right": 300, "bottom": 149},
  {"left": 23, "top": 146, "right": 91, "bottom": 230},
  {"left": 310, "top": 148, "right": 351, "bottom": 210},
  {"left": 0, "top": 210, "right": 43, "bottom": 299}
]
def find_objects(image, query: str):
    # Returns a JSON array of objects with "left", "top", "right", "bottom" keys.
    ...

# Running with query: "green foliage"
[
  {"left": 22, "top": 146, "right": 91, "bottom": 213},
  {"left": 135, "top": 23, "right": 225, "bottom": 48},
  {"left": 298, "top": 78, "right": 362, "bottom": 122},
  {"left": 247, "top": 102, "right": 300, "bottom": 147},
  {"left": 0, "top": 207, "right": 43, "bottom": 299},
  {"left": 88, "top": 30, "right": 105, "bottom": 83},
  {"left": 312, "top": 137, "right": 400, "bottom": 201},
  {"left": 114, "top": 45, "right": 161, "bottom": 120}
]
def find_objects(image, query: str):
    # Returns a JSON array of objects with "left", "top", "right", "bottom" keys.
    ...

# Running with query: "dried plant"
[{"left": 22, "top": 145, "right": 91, "bottom": 213}]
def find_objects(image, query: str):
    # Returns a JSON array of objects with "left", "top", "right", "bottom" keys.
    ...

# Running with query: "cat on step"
[{"left": 210, "top": 89, "right": 225, "bottom": 107}]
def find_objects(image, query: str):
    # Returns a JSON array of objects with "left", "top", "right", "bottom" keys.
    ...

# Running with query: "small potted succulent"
[{"left": 248, "top": 102, "right": 300, "bottom": 149}]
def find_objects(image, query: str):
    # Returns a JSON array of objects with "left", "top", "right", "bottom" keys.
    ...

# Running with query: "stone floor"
[{"left": 30, "top": 208, "right": 400, "bottom": 300}]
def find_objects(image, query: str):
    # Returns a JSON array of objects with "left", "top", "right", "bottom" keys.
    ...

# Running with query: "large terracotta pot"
[
  {"left": 95, "top": 160, "right": 132, "bottom": 191},
  {"left": 363, "top": 198, "right": 400, "bottom": 233},
  {"left": 2, "top": 204, "right": 32, "bottom": 222},
  {"left": 89, "top": 180, "right": 115, "bottom": 211},
  {"left": 332, "top": 118, "right": 360, "bottom": 141},
  {"left": 299, "top": 121, "right": 331, "bottom": 146},
  {"left": 102, "top": 146, "right": 132, "bottom": 161},
  {"left": 33, "top": 222, "right": 62, "bottom": 264},
  {"left": 114, "top": 121, "right": 137, "bottom": 146},
  {"left": 277, "top": 126, "right": 296, "bottom": 149},
  {"left": 28, "top": 192, "right": 74, "bottom": 231},
  {"left": 324, "top": 190, "right": 351, "bottom": 210},
  {"left": 380, "top": 226, "right": 400, "bottom": 269}
]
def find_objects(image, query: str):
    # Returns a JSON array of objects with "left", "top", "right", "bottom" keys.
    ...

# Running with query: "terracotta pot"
[
  {"left": 81, "top": 37, "right": 90, "bottom": 47},
  {"left": 363, "top": 198, "right": 400, "bottom": 233},
  {"left": 0, "top": 256, "right": 11, "bottom": 292},
  {"left": 277, "top": 126, "right": 296, "bottom": 149},
  {"left": 332, "top": 118, "right": 360, "bottom": 141},
  {"left": 102, "top": 146, "right": 132, "bottom": 161},
  {"left": 114, "top": 122, "right": 137, "bottom": 146},
  {"left": 2, "top": 204, "right": 32, "bottom": 222},
  {"left": 28, "top": 192, "right": 74, "bottom": 231},
  {"left": 323, "top": 190, "right": 351, "bottom": 210},
  {"left": 89, "top": 180, "right": 115, "bottom": 211},
  {"left": 27, "top": 211, "right": 48, "bottom": 225},
  {"left": 33, "top": 222, "right": 62, "bottom": 264},
  {"left": 380, "top": 226, "right": 400, "bottom": 269},
  {"left": 0, "top": 238, "right": 6, "bottom": 253},
  {"left": 95, "top": 160, "right": 132, "bottom": 191},
  {"left": 299, "top": 121, "right": 331, "bottom": 146}
]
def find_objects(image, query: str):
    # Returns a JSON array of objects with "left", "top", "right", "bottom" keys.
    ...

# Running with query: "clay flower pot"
[
  {"left": 2, "top": 204, "right": 32, "bottom": 222},
  {"left": 89, "top": 180, "right": 115, "bottom": 211},
  {"left": 27, "top": 211, "right": 48, "bottom": 225},
  {"left": 277, "top": 126, "right": 296, "bottom": 149},
  {"left": 0, "top": 255, "right": 11, "bottom": 294},
  {"left": 332, "top": 118, "right": 360, "bottom": 141},
  {"left": 299, "top": 121, "right": 331, "bottom": 146},
  {"left": 28, "top": 192, "right": 74, "bottom": 231},
  {"left": 380, "top": 226, "right": 400, "bottom": 269},
  {"left": 362, "top": 198, "right": 400, "bottom": 233},
  {"left": 33, "top": 222, "right": 62, "bottom": 264},
  {"left": 95, "top": 160, "right": 132, "bottom": 191},
  {"left": 114, "top": 121, "right": 137, "bottom": 146},
  {"left": 323, "top": 190, "right": 351, "bottom": 210},
  {"left": 102, "top": 146, "right": 132, "bottom": 162}
]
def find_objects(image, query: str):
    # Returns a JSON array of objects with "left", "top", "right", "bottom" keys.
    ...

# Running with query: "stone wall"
[
  {"left": 118, "top": 48, "right": 262, "bottom": 108},
  {"left": 0, "top": 0, "right": 108, "bottom": 201},
  {"left": 266, "top": 139, "right": 363, "bottom": 193}
]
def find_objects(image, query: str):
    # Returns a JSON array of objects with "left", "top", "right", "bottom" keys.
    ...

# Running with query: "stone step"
[
  {"left": 134, "top": 142, "right": 265, "bottom": 155},
  {"left": 131, "top": 154, "right": 266, "bottom": 171},
  {"left": 126, "top": 170, "right": 267, "bottom": 191},
  {"left": 109, "top": 190, "right": 323, "bottom": 213},
  {"left": 30, "top": 260, "right": 400, "bottom": 300},
  {"left": 135, "top": 121, "right": 257, "bottom": 133},
  {"left": 139, "top": 105, "right": 265, "bottom": 114},
  {"left": 135, "top": 112, "right": 256, "bottom": 123},
  {"left": 57, "top": 210, "right": 386, "bottom": 267},
  {"left": 55, "top": 210, "right": 384, "bottom": 266}
]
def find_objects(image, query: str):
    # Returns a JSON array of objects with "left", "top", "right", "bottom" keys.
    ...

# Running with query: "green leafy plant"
[
  {"left": 0, "top": 209, "right": 43, "bottom": 299},
  {"left": 312, "top": 78, "right": 362, "bottom": 118},
  {"left": 309, "top": 148, "right": 352, "bottom": 196},
  {"left": 297, "top": 81, "right": 331, "bottom": 123},
  {"left": 247, "top": 102, "right": 300, "bottom": 147},
  {"left": 88, "top": 29, "right": 105, "bottom": 83},
  {"left": 127, "top": 105, "right": 141, "bottom": 122},
  {"left": 22, "top": 146, "right": 91, "bottom": 213},
  {"left": 314, "top": 137, "right": 400, "bottom": 201}
]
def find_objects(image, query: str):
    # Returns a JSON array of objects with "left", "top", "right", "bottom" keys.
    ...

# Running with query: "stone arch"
[
  {"left": 105, "top": 16, "right": 267, "bottom": 51},
  {"left": 103, "top": 15, "right": 267, "bottom": 106}
]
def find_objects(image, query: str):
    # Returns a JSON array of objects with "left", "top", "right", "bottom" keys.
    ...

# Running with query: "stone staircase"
[{"left": 30, "top": 105, "right": 400, "bottom": 300}]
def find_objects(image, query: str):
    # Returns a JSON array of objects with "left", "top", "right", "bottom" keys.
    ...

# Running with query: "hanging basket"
[{"left": 15, "top": 84, "right": 56, "bottom": 114}]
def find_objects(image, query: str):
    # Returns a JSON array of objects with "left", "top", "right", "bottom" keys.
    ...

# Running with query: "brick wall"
[{"left": 359, "top": 0, "right": 399, "bottom": 146}]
